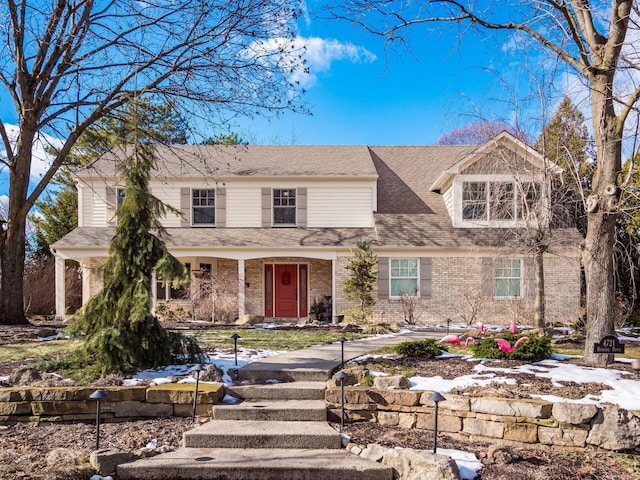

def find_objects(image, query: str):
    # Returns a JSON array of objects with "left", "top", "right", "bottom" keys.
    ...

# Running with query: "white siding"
[
  {"left": 91, "top": 188, "right": 108, "bottom": 227},
  {"left": 307, "top": 186, "right": 373, "bottom": 227},
  {"left": 226, "top": 186, "right": 262, "bottom": 227},
  {"left": 443, "top": 185, "right": 455, "bottom": 224},
  {"left": 150, "top": 184, "right": 182, "bottom": 227}
]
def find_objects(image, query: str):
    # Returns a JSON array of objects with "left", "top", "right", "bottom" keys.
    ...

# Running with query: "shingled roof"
[{"left": 56, "top": 142, "right": 581, "bottom": 253}]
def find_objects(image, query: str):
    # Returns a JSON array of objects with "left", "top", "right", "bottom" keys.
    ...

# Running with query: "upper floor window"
[
  {"left": 462, "top": 180, "right": 541, "bottom": 223},
  {"left": 390, "top": 258, "right": 419, "bottom": 297},
  {"left": 193, "top": 189, "right": 215, "bottom": 225},
  {"left": 273, "top": 188, "right": 296, "bottom": 225},
  {"left": 495, "top": 258, "right": 521, "bottom": 297}
]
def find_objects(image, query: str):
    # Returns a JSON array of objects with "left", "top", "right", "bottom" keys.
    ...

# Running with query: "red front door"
[{"left": 275, "top": 264, "right": 298, "bottom": 317}]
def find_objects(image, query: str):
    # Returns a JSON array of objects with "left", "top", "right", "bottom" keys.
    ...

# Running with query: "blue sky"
[{"left": 233, "top": 15, "right": 530, "bottom": 145}]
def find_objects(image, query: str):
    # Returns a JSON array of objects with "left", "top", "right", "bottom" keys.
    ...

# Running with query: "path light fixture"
[
  {"left": 190, "top": 364, "right": 203, "bottom": 423},
  {"left": 446, "top": 318, "right": 451, "bottom": 335},
  {"left": 89, "top": 389, "right": 108, "bottom": 450},
  {"left": 338, "top": 336, "right": 347, "bottom": 366},
  {"left": 336, "top": 371, "right": 348, "bottom": 431},
  {"left": 428, "top": 391, "right": 446, "bottom": 454},
  {"left": 231, "top": 333, "right": 241, "bottom": 366}
]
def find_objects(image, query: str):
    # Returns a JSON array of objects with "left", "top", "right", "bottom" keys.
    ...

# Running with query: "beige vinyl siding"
[
  {"left": 89, "top": 188, "right": 108, "bottom": 227},
  {"left": 307, "top": 186, "right": 373, "bottom": 227},
  {"left": 442, "top": 185, "right": 455, "bottom": 222},
  {"left": 150, "top": 185, "right": 181, "bottom": 227},
  {"left": 226, "top": 186, "right": 262, "bottom": 227},
  {"left": 77, "top": 185, "right": 91, "bottom": 227}
]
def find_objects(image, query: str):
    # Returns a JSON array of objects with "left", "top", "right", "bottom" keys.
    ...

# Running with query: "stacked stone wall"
[{"left": 326, "top": 387, "right": 640, "bottom": 451}]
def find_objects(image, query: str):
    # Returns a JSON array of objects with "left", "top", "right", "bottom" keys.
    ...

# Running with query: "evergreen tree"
[
  {"left": 534, "top": 96, "right": 593, "bottom": 235},
  {"left": 344, "top": 241, "right": 377, "bottom": 323},
  {"left": 70, "top": 111, "right": 201, "bottom": 374}
]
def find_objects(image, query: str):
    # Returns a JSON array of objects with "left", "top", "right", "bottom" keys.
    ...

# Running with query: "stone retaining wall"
[
  {"left": 326, "top": 387, "right": 640, "bottom": 451},
  {"left": 0, "top": 384, "right": 224, "bottom": 423}
]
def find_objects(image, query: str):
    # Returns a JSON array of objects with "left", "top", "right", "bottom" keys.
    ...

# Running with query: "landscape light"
[
  {"left": 89, "top": 389, "right": 108, "bottom": 450},
  {"left": 428, "top": 391, "right": 446, "bottom": 454},
  {"left": 190, "top": 364, "right": 203, "bottom": 423}
]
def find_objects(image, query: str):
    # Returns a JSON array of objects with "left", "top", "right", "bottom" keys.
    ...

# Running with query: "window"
[
  {"left": 273, "top": 188, "right": 296, "bottom": 225},
  {"left": 494, "top": 259, "right": 521, "bottom": 297},
  {"left": 390, "top": 258, "right": 419, "bottom": 297},
  {"left": 462, "top": 181, "right": 540, "bottom": 223},
  {"left": 462, "top": 182, "right": 486, "bottom": 220},
  {"left": 156, "top": 262, "right": 191, "bottom": 301},
  {"left": 192, "top": 189, "right": 215, "bottom": 225}
]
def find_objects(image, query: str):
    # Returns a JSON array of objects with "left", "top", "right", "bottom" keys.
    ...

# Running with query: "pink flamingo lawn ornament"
[
  {"left": 439, "top": 335, "right": 475, "bottom": 349},
  {"left": 495, "top": 337, "right": 530, "bottom": 354},
  {"left": 509, "top": 320, "right": 519, "bottom": 334},
  {"left": 475, "top": 322, "right": 488, "bottom": 334}
]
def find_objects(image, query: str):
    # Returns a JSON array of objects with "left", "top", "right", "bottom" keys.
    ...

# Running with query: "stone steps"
[
  {"left": 212, "top": 399, "right": 327, "bottom": 421},
  {"left": 184, "top": 419, "right": 341, "bottom": 449},
  {"left": 117, "top": 447, "right": 394, "bottom": 480},
  {"left": 225, "top": 381, "right": 326, "bottom": 400}
]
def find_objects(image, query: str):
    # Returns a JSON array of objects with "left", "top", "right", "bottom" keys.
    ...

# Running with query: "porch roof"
[{"left": 52, "top": 222, "right": 581, "bottom": 253}]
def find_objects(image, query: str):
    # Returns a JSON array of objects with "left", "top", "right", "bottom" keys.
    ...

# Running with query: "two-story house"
[{"left": 51, "top": 131, "right": 582, "bottom": 325}]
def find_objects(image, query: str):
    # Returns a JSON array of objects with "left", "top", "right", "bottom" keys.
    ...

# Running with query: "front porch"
[{"left": 52, "top": 253, "right": 339, "bottom": 322}]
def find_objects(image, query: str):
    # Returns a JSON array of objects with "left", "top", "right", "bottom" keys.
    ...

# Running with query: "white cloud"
[
  {"left": 249, "top": 36, "right": 377, "bottom": 89},
  {"left": 0, "top": 124, "right": 63, "bottom": 180}
]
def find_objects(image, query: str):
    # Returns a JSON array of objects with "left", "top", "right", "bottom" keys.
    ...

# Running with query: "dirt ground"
[{"left": 0, "top": 323, "right": 639, "bottom": 479}]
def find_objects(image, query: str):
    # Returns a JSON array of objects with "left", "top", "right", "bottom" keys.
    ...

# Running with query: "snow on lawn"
[
  {"left": 126, "top": 347, "right": 284, "bottom": 386},
  {"left": 408, "top": 354, "right": 640, "bottom": 411}
]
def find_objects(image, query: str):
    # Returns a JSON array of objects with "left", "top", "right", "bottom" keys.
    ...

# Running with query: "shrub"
[
  {"left": 469, "top": 333, "right": 552, "bottom": 361},
  {"left": 393, "top": 339, "right": 447, "bottom": 358}
]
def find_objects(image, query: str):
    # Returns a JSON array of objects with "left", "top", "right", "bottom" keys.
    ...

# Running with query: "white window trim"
[
  {"left": 389, "top": 257, "right": 420, "bottom": 299},
  {"left": 493, "top": 258, "right": 523, "bottom": 299},
  {"left": 272, "top": 187, "right": 297, "bottom": 227},
  {"left": 453, "top": 174, "right": 546, "bottom": 228},
  {"left": 191, "top": 188, "right": 216, "bottom": 227}
]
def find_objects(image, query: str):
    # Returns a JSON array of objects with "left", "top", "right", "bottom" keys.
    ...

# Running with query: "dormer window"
[
  {"left": 459, "top": 178, "right": 542, "bottom": 226},
  {"left": 273, "top": 188, "right": 296, "bottom": 226}
]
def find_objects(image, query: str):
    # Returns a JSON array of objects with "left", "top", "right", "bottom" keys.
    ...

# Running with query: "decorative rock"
[
  {"left": 399, "top": 412, "right": 417, "bottom": 429},
  {"left": 199, "top": 365, "right": 223, "bottom": 382},
  {"left": 374, "top": 375, "right": 411, "bottom": 390},
  {"left": 587, "top": 405, "right": 640, "bottom": 451},
  {"left": 9, "top": 367, "right": 42, "bottom": 386},
  {"left": 552, "top": 402, "right": 597, "bottom": 425},
  {"left": 360, "top": 443, "right": 387, "bottom": 463},
  {"left": 486, "top": 445, "right": 516, "bottom": 465},
  {"left": 382, "top": 448, "right": 461, "bottom": 480},
  {"left": 89, "top": 448, "right": 135, "bottom": 476}
]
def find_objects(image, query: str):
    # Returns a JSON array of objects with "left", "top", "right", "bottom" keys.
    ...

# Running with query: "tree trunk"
[
  {"left": 582, "top": 76, "right": 621, "bottom": 366},
  {"left": 532, "top": 250, "right": 546, "bottom": 330},
  {"left": 0, "top": 214, "right": 29, "bottom": 325},
  {"left": 0, "top": 124, "right": 36, "bottom": 325}
]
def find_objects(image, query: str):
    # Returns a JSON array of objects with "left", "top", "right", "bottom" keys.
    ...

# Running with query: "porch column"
[
  {"left": 81, "top": 261, "right": 90, "bottom": 306},
  {"left": 332, "top": 258, "right": 336, "bottom": 321},
  {"left": 54, "top": 256, "right": 66, "bottom": 320},
  {"left": 238, "top": 259, "right": 245, "bottom": 317},
  {"left": 151, "top": 271, "right": 157, "bottom": 313}
]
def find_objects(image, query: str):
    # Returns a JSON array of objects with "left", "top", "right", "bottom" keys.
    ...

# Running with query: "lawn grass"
[
  {"left": 185, "top": 328, "right": 367, "bottom": 351},
  {"left": 0, "top": 339, "right": 83, "bottom": 364},
  {"left": 553, "top": 344, "right": 640, "bottom": 359}
]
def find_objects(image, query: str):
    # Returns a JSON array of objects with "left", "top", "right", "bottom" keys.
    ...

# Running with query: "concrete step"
[
  {"left": 184, "top": 420, "right": 342, "bottom": 449},
  {"left": 213, "top": 399, "right": 327, "bottom": 421},
  {"left": 118, "top": 447, "right": 394, "bottom": 480},
  {"left": 238, "top": 365, "right": 331, "bottom": 383},
  {"left": 225, "top": 381, "right": 327, "bottom": 401}
]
